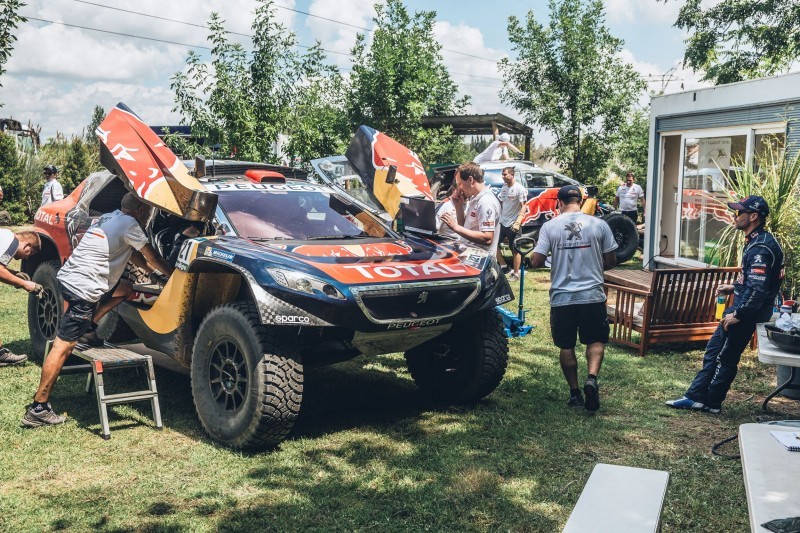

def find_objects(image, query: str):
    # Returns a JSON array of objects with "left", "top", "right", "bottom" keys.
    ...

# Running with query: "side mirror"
[
  {"left": 385, "top": 165, "right": 397, "bottom": 184},
  {"left": 195, "top": 155, "right": 206, "bottom": 178}
]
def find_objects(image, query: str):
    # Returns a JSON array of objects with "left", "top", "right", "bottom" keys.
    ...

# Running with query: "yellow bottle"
[{"left": 715, "top": 295, "right": 726, "bottom": 320}]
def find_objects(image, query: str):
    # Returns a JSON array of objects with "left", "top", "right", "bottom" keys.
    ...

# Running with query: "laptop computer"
[{"left": 400, "top": 196, "right": 437, "bottom": 234}]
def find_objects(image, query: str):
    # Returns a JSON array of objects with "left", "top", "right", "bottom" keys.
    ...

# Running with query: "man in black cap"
[
  {"left": 530, "top": 185, "right": 617, "bottom": 412},
  {"left": 667, "top": 195, "right": 783, "bottom": 414},
  {"left": 41, "top": 165, "right": 63, "bottom": 206}
]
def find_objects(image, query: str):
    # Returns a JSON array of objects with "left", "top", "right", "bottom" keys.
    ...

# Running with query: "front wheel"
[
  {"left": 27, "top": 260, "right": 63, "bottom": 360},
  {"left": 404, "top": 309, "right": 508, "bottom": 403},
  {"left": 191, "top": 302, "right": 303, "bottom": 449}
]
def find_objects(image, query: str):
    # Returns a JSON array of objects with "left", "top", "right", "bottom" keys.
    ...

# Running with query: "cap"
[
  {"left": 727, "top": 195, "right": 769, "bottom": 218},
  {"left": 43, "top": 164, "right": 58, "bottom": 174},
  {"left": 557, "top": 185, "right": 582, "bottom": 201},
  {"left": 499, "top": 133, "right": 511, "bottom": 142}
]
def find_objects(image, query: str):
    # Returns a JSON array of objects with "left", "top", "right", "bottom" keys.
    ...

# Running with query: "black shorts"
[
  {"left": 56, "top": 282, "right": 118, "bottom": 342},
  {"left": 621, "top": 210, "right": 638, "bottom": 223},
  {"left": 498, "top": 224, "right": 517, "bottom": 246},
  {"left": 550, "top": 301, "right": 610, "bottom": 349}
]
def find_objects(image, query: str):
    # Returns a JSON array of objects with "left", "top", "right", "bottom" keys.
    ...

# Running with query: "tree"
[
  {"left": 85, "top": 105, "right": 105, "bottom": 146},
  {"left": 499, "top": 0, "right": 645, "bottom": 184},
  {"left": 347, "top": 0, "right": 470, "bottom": 165},
  {"left": 611, "top": 106, "right": 650, "bottom": 187},
  {"left": 664, "top": 0, "right": 800, "bottom": 84},
  {"left": 0, "top": 0, "right": 26, "bottom": 97},
  {"left": 171, "top": 0, "right": 346, "bottom": 164}
]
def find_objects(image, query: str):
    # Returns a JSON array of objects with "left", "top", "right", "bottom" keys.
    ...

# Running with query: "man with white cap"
[{"left": 473, "top": 131, "right": 522, "bottom": 164}]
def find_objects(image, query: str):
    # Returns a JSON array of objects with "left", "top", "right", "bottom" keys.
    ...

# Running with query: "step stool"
[{"left": 47, "top": 340, "right": 164, "bottom": 440}]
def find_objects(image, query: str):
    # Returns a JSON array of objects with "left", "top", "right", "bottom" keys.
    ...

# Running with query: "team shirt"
[
  {"left": 533, "top": 211, "right": 617, "bottom": 307},
  {"left": 435, "top": 198, "right": 459, "bottom": 239},
  {"left": 0, "top": 228, "right": 18, "bottom": 266},
  {"left": 58, "top": 210, "right": 148, "bottom": 302},
  {"left": 616, "top": 183, "right": 643, "bottom": 211},
  {"left": 498, "top": 181, "right": 528, "bottom": 226},
  {"left": 464, "top": 187, "right": 501, "bottom": 254},
  {"left": 41, "top": 179, "right": 64, "bottom": 206}
]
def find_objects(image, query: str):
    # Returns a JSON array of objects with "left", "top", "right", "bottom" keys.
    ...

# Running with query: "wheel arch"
[{"left": 22, "top": 233, "right": 61, "bottom": 276}]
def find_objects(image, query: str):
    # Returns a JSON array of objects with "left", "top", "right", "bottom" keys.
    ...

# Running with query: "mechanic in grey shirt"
[{"left": 531, "top": 185, "right": 617, "bottom": 412}]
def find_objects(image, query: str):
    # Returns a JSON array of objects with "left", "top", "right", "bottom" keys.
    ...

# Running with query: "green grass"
[{"left": 1, "top": 258, "right": 797, "bottom": 532}]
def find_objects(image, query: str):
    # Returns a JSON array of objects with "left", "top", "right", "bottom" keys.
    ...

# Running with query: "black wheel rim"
[
  {"left": 613, "top": 229, "right": 629, "bottom": 250},
  {"left": 36, "top": 287, "right": 59, "bottom": 339},
  {"left": 208, "top": 340, "right": 248, "bottom": 412}
]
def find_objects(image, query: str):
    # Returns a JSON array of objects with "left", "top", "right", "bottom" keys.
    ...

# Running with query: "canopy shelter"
[{"left": 420, "top": 113, "right": 534, "bottom": 160}]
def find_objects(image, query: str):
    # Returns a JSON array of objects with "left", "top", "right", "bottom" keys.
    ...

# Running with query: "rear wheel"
[
  {"left": 404, "top": 309, "right": 508, "bottom": 403},
  {"left": 27, "top": 260, "right": 63, "bottom": 360},
  {"left": 604, "top": 213, "right": 638, "bottom": 264},
  {"left": 191, "top": 302, "right": 303, "bottom": 449},
  {"left": 96, "top": 308, "right": 137, "bottom": 344}
]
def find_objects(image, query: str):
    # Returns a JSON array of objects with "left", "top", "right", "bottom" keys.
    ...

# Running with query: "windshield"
[
  {"left": 216, "top": 186, "right": 393, "bottom": 240},
  {"left": 312, "top": 158, "right": 384, "bottom": 213}
]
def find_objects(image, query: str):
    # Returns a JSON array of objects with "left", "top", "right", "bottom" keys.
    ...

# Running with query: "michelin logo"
[{"left": 204, "top": 248, "right": 235, "bottom": 262}]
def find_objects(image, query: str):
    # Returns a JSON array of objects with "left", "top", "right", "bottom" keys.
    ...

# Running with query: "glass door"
[{"left": 676, "top": 132, "right": 748, "bottom": 264}]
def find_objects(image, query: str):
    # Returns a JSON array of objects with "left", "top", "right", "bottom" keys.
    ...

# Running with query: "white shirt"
[
  {"left": 464, "top": 187, "right": 501, "bottom": 254},
  {"left": 498, "top": 182, "right": 528, "bottom": 226},
  {"left": 0, "top": 228, "right": 17, "bottom": 266},
  {"left": 435, "top": 199, "right": 459, "bottom": 239},
  {"left": 473, "top": 141, "right": 508, "bottom": 164},
  {"left": 58, "top": 210, "right": 148, "bottom": 302},
  {"left": 616, "top": 183, "right": 643, "bottom": 211},
  {"left": 41, "top": 179, "right": 64, "bottom": 206}
]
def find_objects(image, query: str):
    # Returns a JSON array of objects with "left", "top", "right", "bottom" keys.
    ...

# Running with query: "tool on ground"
[{"left": 496, "top": 235, "right": 536, "bottom": 338}]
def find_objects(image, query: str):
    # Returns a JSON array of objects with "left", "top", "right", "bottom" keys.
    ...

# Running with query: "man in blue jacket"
[{"left": 667, "top": 195, "right": 783, "bottom": 413}]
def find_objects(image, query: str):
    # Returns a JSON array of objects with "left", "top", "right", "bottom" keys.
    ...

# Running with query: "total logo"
[
  {"left": 342, "top": 262, "right": 467, "bottom": 280},
  {"left": 387, "top": 318, "right": 441, "bottom": 329},
  {"left": 275, "top": 315, "right": 311, "bottom": 324}
]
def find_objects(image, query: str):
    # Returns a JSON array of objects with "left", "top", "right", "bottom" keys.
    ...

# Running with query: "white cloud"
[{"left": 307, "top": 0, "right": 378, "bottom": 67}]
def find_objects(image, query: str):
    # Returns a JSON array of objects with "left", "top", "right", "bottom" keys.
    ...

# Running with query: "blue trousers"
[{"left": 684, "top": 320, "right": 757, "bottom": 409}]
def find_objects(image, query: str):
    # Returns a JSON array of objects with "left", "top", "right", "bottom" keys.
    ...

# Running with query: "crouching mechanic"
[
  {"left": 530, "top": 185, "right": 617, "bottom": 412},
  {"left": 22, "top": 193, "right": 174, "bottom": 428},
  {"left": 0, "top": 230, "right": 42, "bottom": 365}
]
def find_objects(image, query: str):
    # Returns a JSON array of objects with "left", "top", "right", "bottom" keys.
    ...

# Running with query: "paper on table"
[{"left": 770, "top": 430, "right": 800, "bottom": 452}]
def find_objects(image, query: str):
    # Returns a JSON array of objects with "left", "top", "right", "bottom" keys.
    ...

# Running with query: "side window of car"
[
  {"left": 551, "top": 175, "right": 571, "bottom": 188},
  {"left": 525, "top": 173, "right": 550, "bottom": 188}
]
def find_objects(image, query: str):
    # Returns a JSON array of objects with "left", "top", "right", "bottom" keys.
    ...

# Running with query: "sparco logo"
[
  {"left": 387, "top": 318, "right": 441, "bottom": 329},
  {"left": 275, "top": 315, "right": 310, "bottom": 324}
]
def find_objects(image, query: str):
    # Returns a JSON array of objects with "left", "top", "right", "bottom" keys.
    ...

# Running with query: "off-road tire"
[
  {"left": 604, "top": 213, "right": 638, "bottom": 264},
  {"left": 96, "top": 309, "right": 137, "bottom": 344},
  {"left": 404, "top": 308, "right": 508, "bottom": 403},
  {"left": 191, "top": 302, "right": 303, "bottom": 449},
  {"left": 27, "top": 260, "right": 63, "bottom": 360}
]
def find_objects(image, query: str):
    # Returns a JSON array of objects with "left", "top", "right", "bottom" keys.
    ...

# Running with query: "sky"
[{"left": 0, "top": 0, "right": 714, "bottom": 144}]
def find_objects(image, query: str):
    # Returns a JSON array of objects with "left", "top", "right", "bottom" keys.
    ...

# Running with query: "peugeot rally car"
[{"left": 24, "top": 103, "right": 512, "bottom": 449}]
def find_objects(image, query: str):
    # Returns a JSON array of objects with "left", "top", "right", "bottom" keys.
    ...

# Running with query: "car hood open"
[
  {"left": 344, "top": 125, "right": 434, "bottom": 219},
  {"left": 96, "top": 103, "right": 217, "bottom": 222}
]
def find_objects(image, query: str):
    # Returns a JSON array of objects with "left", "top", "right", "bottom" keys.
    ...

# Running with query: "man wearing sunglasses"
[
  {"left": 40, "top": 165, "right": 63, "bottom": 206},
  {"left": 667, "top": 195, "right": 783, "bottom": 414}
]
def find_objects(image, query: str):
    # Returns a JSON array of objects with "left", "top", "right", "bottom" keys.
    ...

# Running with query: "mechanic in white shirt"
[
  {"left": 614, "top": 172, "right": 644, "bottom": 223},
  {"left": 440, "top": 162, "right": 501, "bottom": 255},
  {"left": 41, "top": 165, "right": 64, "bottom": 206},
  {"left": 473, "top": 132, "right": 523, "bottom": 164},
  {"left": 497, "top": 166, "right": 528, "bottom": 280}
]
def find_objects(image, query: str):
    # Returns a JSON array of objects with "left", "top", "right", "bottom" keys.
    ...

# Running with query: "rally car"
[{"left": 24, "top": 104, "right": 512, "bottom": 449}]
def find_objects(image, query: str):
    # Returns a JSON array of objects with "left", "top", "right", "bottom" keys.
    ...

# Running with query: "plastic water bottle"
[
  {"left": 776, "top": 304, "right": 793, "bottom": 331},
  {"left": 715, "top": 295, "right": 726, "bottom": 320}
]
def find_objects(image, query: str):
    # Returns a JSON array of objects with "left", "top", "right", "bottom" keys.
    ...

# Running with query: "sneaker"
[
  {"left": 567, "top": 392, "right": 585, "bottom": 408},
  {"left": 77, "top": 329, "right": 104, "bottom": 347},
  {"left": 702, "top": 406, "right": 721, "bottom": 414},
  {"left": 0, "top": 348, "right": 27, "bottom": 367},
  {"left": 21, "top": 404, "right": 67, "bottom": 428},
  {"left": 584, "top": 377, "right": 600, "bottom": 412},
  {"left": 508, "top": 272, "right": 520, "bottom": 282},
  {"left": 665, "top": 396, "right": 705, "bottom": 410}
]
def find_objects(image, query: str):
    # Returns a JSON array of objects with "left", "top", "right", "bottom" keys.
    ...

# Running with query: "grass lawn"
[{"left": 1, "top": 257, "right": 798, "bottom": 532}]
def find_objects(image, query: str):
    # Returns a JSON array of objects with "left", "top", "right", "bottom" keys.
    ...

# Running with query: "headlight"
[{"left": 266, "top": 268, "right": 346, "bottom": 300}]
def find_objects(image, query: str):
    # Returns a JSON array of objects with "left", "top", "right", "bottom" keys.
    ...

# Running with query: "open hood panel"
[
  {"left": 344, "top": 125, "right": 433, "bottom": 218},
  {"left": 97, "top": 103, "right": 217, "bottom": 221}
]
